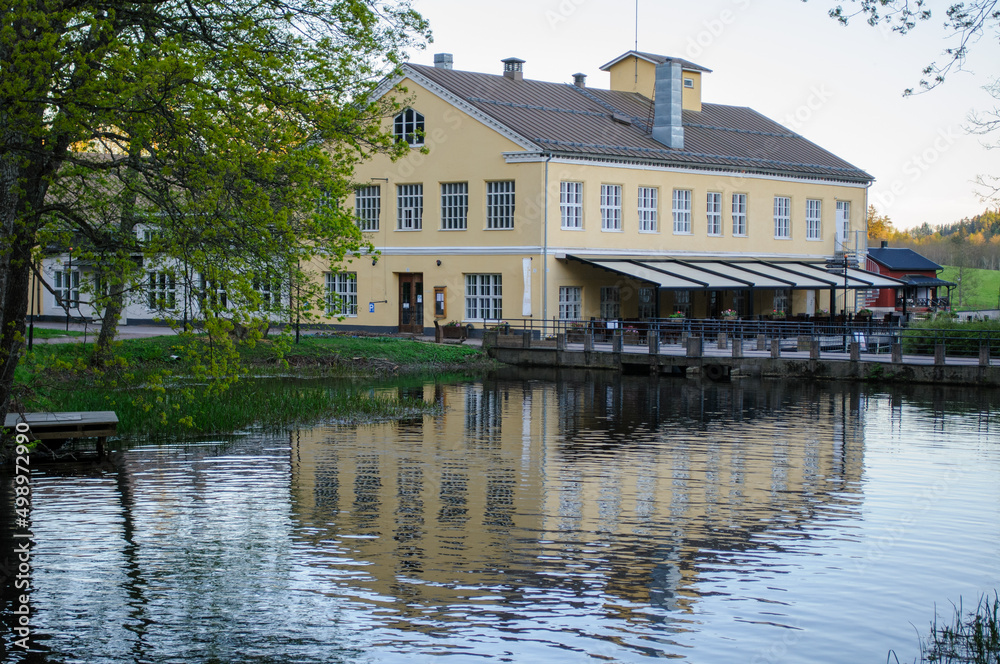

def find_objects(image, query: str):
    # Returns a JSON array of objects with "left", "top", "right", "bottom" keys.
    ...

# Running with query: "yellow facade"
[{"left": 309, "top": 57, "right": 870, "bottom": 333}]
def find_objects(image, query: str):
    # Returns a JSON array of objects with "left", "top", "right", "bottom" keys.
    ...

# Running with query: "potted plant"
[
  {"left": 623, "top": 324, "right": 640, "bottom": 345},
  {"left": 561, "top": 320, "right": 584, "bottom": 342},
  {"left": 667, "top": 311, "right": 685, "bottom": 320},
  {"left": 440, "top": 320, "right": 468, "bottom": 340},
  {"left": 770, "top": 309, "right": 785, "bottom": 320},
  {"left": 721, "top": 309, "right": 738, "bottom": 320}
]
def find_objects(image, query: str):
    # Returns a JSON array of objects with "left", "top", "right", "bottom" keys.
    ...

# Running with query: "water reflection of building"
[{"left": 288, "top": 375, "right": 866, "bottom": 619}]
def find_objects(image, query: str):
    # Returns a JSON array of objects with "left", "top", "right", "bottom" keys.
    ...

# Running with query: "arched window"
[{"left": 393, "top": 108, "right": 424, "bottom": 146}]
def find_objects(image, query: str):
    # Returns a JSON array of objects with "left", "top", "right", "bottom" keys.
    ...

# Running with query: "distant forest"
[{"left": 869, "top": 206, "right": 1000, "bottom": 270}]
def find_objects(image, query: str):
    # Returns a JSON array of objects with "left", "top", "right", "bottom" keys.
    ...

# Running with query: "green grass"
[
  {"left": 940, "top": 266, "right": 1000, "bottom": 311},
  {"left": 908, "top": 592, "right": 1000, "bottom": 664},
  {"left": 26, "top": 327, "right": 89, "bottom": 339},
  {"left": 10, "top": 333, "right": 490, "bottom": 435}
]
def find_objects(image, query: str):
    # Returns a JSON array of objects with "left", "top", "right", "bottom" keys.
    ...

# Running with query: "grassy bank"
[
  {"left": 901, "top": 318, "right": 1000, "bottom": 356},
  {"left": 12, "top": 333, "right": 492, "bottom": 435},
  {"left": 941, "top": 266, "right": 1000, "bottom": 311}
]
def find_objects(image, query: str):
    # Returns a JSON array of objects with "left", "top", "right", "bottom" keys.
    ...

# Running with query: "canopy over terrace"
[{"left": 567, "top": 256, "right": 906, "bottom": 317}]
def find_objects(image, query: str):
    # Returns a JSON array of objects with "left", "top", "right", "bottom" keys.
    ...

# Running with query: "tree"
[
  {"left": 813, "top": 1, "right": 1000, "bottom": 93},
  {"left": 867, "top": 204, "right": 896, "bottom": 240},
  {"left": 1, "top": 0, "right": 429, "bottom": 420}
]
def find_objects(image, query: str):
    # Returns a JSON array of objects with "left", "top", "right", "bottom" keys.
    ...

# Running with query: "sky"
[{"left": 405, "top": 0, "right": 1000, "bottom": 230}]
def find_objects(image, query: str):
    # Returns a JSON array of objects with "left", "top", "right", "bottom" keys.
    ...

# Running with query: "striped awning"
[{"left": 568, "top": 256, "right": 906, "bottom": 290}]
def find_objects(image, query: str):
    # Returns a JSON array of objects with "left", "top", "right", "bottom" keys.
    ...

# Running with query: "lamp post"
[{"left": 66, "top": 247, "right": 73, "bottom": 332}]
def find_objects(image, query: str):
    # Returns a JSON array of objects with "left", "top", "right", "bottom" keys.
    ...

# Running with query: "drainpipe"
[{"left": 543, "top": 153, "right": 552, "bottom": 322}]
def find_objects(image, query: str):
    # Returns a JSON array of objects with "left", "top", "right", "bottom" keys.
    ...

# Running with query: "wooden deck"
[{"left": 4, "top": 411, "right": 119, "bottom": 457}]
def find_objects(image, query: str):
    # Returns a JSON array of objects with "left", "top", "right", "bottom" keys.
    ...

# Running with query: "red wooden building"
[{"left": 866, "top": 243, "right": 954, "bottom": 312}]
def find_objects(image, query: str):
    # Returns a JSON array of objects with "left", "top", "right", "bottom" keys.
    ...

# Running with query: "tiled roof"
[
  {"left": 407, "top": 63, "right": 872, "bottom": 183},
  {"left": 868, "top": 247, "right": 944, "bottom": 271}
]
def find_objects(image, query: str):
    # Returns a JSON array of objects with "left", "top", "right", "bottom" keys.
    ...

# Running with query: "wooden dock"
[
  {"left": 4, "top": 411, "right": 119, "bottom": 457},
  {"left": 485, "top": 332, "right": 1000, "bottom": 387}
]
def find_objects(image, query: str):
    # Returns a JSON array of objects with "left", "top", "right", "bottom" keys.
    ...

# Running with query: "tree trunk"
[{"left": 92, "top": 286, "right": 125, "bottom": 367}]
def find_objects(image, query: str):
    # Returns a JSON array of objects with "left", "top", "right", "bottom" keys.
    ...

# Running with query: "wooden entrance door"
[{"left": 398, "top": 273, "right": 424, "bottom": 334}]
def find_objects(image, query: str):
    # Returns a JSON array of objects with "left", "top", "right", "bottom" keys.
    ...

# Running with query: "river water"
[{"left": 2, "top": 371, "right": 999, "bottom": 663}]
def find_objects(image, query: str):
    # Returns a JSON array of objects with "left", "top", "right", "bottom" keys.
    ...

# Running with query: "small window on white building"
[
  {"left": 486, "top": 181, "right": 515, "bottom": 230},
  {"left": 465, "top": 274, "right": 503, "bottom": 321},
  {"left": 560, "top": 181, "right": 583, "bottom": 229},
  {"left": 559, "top": 286, "right": 582, "bottom": 320},
  {"left": 600, "top": 184, "right": 622, "bottom": 231},
  {"left": 441, "top": 182, "right": 468, "bottom": 230},
  {"left": 397, "top": 184, "right": 423, "bottom": 230},
  {"left": 54, "top": 270, "right": 80, "bottom": 308},
  {"left": 732, "top": 193, "right": 748, "bottom": 236},
  {"left": 672, "top": 189, "right": 692, "bottom": 234},
  {"left": 355, "top": 185, "right": 380, "bottom": 232},
  {"left": 147, "top": 271, "right": 176, "bottom": 310},
  {"left": 806, "top": 199, "right": 822, "bottom": 240},
  {"left": 325, "top": 272, "right": 358, "bottom": 316},
  {"left": 393, "top": 108, "right": 424, "bottom": 146},
  {"left": 774, "top": 196, "right": 791, "bottom": 239},
  {"left": 707, "top": 192, "right": 722, "bottom": 236},
  {"left": 600, "top": 286, "right": 621, "bottom": 320},
  {"left": 638, "top": 186, "right": 658, "bottom": 232}
]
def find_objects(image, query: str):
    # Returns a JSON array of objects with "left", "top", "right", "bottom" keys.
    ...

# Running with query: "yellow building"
[{"left": 311, "top": 51, "right": 898, "bottom": 334}]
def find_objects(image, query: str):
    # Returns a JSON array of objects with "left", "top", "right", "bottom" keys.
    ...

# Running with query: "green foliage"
[
  {"left": 940, "top": 266, "right": 1000, "bottom": 311},
  {"left": 919, "top": 592, "right": 1000, "bottom": 664},
  {"left": 12, "top": 334, "right": 488, "bottom": 432},
  {"left": 1, "top": 0, "right": 431, "bottom": 416},
  {"left": 901, "top": 318, "right": 1000, "bottom": 356}
]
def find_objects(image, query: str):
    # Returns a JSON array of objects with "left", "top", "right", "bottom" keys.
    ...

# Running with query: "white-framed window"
[
  {"left": 198, "top": 274, "right": 228, "bottom": 310},
  {"left": 638, "top": 287, "right": 656, "bottom": 319},
  {"left": 773, "top": 289, "right": 790, "bottom": 314},
  {"left": 600, "top": 286, "right": 621, "bottom": 320},
  {"left": 147, "top": 271, "right": 176, "bottom": 310},
  {"left": 253, "top": 277, "right": 282, "bottom": 308},
  {"left": 486, "top": 180, "right": 515, "bottom": 230},
  {"left": 441, "top": 182, "right": 468, "bottom": 230},
  {"left": 674, "top": 290, "right": 692, "bottom": 317},
  {"left": 397, "top": 184, "right": 423, "bottom": 230},
  {"left": 806, "top": 199, "right": 822, "bottom": 240},
  {"left": 672, "top": 189, "right": 692, "bottom": 234},
  {"left": 465, "top": 274, "right": 502, "bottom": 321},
  {"left": 638, "top": 186, "right": 658, "bottom": 232},
  {"left": 393, "top": 108, "right": 424, "bottom": 146},
  {"left": 774, "top": 196, "right": 791, "bottom": 239},
  {"left": 837, "top": 200, "right": 851, "bottom": 245},
  {"left": 732, "top": 193, "right": 748, "bottom": 236},
  {"left": 558, "top": 286, "right": 582, "bottom": 320},
  {"left": 600, "top": 184, "right": 622, "bottom": 231},
  {"left": 355, "top": 185, "right": 380, "bottom": 232},
  {"left": 53, "top": 269, "right": 80, "bottom": 308},
  {"left": 707, "top": 191, "right": 722, "bottom": 236},
  {"left": 325, "top": 272, "right": 357, "bottom": 316},
  {"left": 560, "top": 181, "right": 583, "bottom": 229}
]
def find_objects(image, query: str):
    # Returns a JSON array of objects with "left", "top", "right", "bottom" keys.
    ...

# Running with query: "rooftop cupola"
[
  {"left": 502, "top": 57, "right": 525, "bottom": 81},
  {"left": 434, "top": 53, "right": 454, "bottom": 69},
  {"left": 600, "top": 50, "right": 711, "bottom": 112}
]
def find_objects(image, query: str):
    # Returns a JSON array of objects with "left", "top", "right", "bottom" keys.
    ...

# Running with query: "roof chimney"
[
  {"left": 881, "top": 240, "right": 889, "bottom": 248},
  {"left": 502, "top": 57, "right": 525, "bottom": 81},
  {"left": 652, "top": 60, "right": 684, "bottom": 150},
  {"left": 572, "top": 72, "right": 587, "bottom": 88},
  {"left": 434, "top": 53, "right": 453, "bottom": 69}
]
